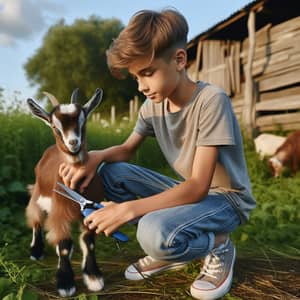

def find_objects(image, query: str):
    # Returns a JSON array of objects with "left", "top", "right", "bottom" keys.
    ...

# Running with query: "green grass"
[{"left": 0, "top": 111, "right": 299, "bottom": 299}]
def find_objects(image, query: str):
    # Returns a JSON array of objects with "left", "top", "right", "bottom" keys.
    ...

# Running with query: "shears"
[{"left": 54, "top": 182, "right": 129, "bottom": 242}]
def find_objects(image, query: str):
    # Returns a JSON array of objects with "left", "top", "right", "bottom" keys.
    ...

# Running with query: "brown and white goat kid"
[
  {"left": 26, "top": 88, "right": 104, "bottom": 297},
  {"left": 269, "top": 130, "right": 300, "bottom": 177}
]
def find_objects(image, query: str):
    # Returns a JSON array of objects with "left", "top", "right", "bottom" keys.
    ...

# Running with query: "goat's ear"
[
  {"left": 27, "top": 98, "right": 51, "bottom": 126},
  {"left": 83, "top": 88, "right": 103, "bottom": 118}
]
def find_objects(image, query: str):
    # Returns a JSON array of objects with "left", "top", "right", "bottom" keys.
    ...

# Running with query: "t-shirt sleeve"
[
  {"left": 134, "top": 100, "right": 155, "bottom": 137},
  {"left": 196, "top": 92, "right": 235, "bottom": 146}
]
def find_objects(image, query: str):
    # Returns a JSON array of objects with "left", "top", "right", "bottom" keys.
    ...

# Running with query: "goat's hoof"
[
  {"left": 30, "top": 254, "right": 44, "bottom": 261},
  {"left": 58, "top": 286, "right": 76, "bottom": 297},
  {"left": 83, "top": 273, "right": 105, "bottom": 291},
  {"left": 56, "top": 269, "right": 76, "bottom": 297},
  {"left": 30, "top": 245, "right": 44, "bottom": 260}
]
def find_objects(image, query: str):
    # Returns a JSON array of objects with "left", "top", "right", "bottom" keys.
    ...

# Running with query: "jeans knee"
[
  {"left": 136, "top": 213, "right": 171, "bottom": 260},
  {"left": 97, "top": 162, "right": 125, "bottom": 178}
]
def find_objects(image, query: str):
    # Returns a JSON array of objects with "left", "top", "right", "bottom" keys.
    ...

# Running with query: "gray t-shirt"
[{"left": 134, "top": 81, "right": 256, "bottom": 222}]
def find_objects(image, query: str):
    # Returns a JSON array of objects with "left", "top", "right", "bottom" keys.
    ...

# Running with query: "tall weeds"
[{"left": 1, "top": 109, "right": 300, "bottom": 248}]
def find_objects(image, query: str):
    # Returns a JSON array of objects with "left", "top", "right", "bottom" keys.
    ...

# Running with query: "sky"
[{"left": 0, "top": 0, "right": 251, "bottom": 102}]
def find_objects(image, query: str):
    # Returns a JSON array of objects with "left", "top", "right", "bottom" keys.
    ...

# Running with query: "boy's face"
[{"left": 128, "top": 49, "right": 186, "bottom": 103}]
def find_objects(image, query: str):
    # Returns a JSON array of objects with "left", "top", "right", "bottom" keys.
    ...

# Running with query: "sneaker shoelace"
[
  {"left": 200, "top": 247, "right": 229, "bottom": 279},
  {"left": 133, "top": 256, "right": 161, "bottom": 280},
  {"left": 137, "top": 255, "right": 156, "bottom": 268}
]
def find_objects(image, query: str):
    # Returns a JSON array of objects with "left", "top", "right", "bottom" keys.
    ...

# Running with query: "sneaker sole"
[
  {"left": 190, "top": 247, "right": 236, "bottom": 300},
  {"left": 125, "top": 261, "right": 188, "bottom": 281}
]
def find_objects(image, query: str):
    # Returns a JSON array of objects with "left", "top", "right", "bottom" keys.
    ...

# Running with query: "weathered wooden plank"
[
  {"left": 243, "top": 23, "right": 272, "bottom": 49},
  {"left": 234, "top": 42, "right": 241, "bottom": 94},
  {"left": 194, "top": 41, "right": 202, "bottom": 81},
  {"left": 243, "top": 16, "right": 300, "bottom": 49},
  {"left": 270, "top": 15, "right": 300, "bottom": 40},
  {"left": 259, "top": 67, "right": 300, "bottom": 92},
  {"left": 256, "top": 112, "right": 300, "bottom": 127},
  {"left": 256, "top": 94, "right": 300, "bottom": 111},
  {"left": 260, "top": 85, "right": 300, "bottom": 102},
  {"left": 227, "top": 56, "right": 235, "bottom": 94},
  {"left": 232, "top": 99, "right": 244, "bottom": 108},
  {"left": 258, "top": 122, "right": 300, "bottom": 132},
  {"left": 242, "top": 32, "right": 300, "bottom": 64},
  {"left": 252, "top": 52, "right": 296, "bottom": 77}
]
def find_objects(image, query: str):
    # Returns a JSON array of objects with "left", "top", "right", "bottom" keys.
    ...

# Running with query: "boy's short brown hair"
[{"left": 106, "top": 9, "right": 189, "bottom": 78}]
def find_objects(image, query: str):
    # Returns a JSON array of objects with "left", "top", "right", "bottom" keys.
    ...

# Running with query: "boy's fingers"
[
  {"left": 79, "top": 173, "right": 94, "bottom": 193},
  {"left": 84, "top": 211, "right": 95, "bottom": 226},
  {"left": 70, "top": 170, "right": 83, "bottom": 189},
  {"left": 58, "top": 163, "right": 66, "bottom": 176}
]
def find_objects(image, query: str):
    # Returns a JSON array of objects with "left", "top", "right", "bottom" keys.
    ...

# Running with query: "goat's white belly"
[{"left": 37, "top": 196, "right": 52, "bottom": 213}]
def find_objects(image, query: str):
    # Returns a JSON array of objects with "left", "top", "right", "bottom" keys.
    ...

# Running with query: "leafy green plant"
[
  {"left": 0, "top": 249, "right": 39, "bottom": 300},
  {"left": 0, "top": 155, "right": 25, "bottom": 197},
  {"left": 0, "top": 107, "right": 299, "bottom": 298}
]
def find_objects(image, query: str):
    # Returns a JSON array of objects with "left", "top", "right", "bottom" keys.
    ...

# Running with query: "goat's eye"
[{"left": 53, "top": 126, "right": 61, "bottom": 136}]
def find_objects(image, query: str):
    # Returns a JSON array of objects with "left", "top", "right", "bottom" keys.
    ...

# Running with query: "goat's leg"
[
  {"left": 26, "top": 185, "right": 44, "bottom": 260},
  {"left": 45, "top": 211, "right": 76, "bottom": 297},
  {"left": 80, "top": 228, "right": 104, "bottom": 291},
  {"left": 56, "top": 239, "right": 76, "bottom": 297},
  {"left": 30, "top": 224, "right": 44, "bottom": 260}
]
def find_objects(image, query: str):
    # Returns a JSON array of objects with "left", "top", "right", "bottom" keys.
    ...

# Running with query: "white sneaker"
[
  {"left": 190, "top": 239, "right": 236, "bottom": 300},
  {"left": 125, "top": 255, "right": 187, "bottom": 280}
]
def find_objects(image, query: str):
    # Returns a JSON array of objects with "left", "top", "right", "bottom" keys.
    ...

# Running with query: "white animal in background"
[
  {"left": 269, "top": 130, "right": 300, "bottom": 177},
  {"left": 254, "top": 133, "right": 286, "bottom": 159}
]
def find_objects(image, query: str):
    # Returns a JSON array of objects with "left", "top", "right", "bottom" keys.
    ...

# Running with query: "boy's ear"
[{"left": 174, "top": 49, "right": 187, "bottom": 70}]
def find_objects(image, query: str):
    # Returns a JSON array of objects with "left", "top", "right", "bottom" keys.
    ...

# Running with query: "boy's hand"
[
  {"left": 84, "top": 201, "right": 134, "bottom": 236},
  {"left": 59, "top": 151, "right": 101, "bottom": 192}
]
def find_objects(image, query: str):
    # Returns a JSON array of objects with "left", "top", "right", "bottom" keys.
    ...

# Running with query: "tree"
[{"left": 24, "top": 16, "right": 138, "bottom": 114}]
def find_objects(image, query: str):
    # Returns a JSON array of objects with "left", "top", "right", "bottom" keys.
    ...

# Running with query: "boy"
[{"left": 59, "top": 9, "right": 256, "bottom": 300}]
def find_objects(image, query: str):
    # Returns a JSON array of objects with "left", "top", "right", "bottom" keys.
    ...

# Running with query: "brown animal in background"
[
  {"left": 26, "top": 88, "right": 104, "bottom": 297},
  {"left": 268, "top": 131, "right": 300, "bottom": 177}
]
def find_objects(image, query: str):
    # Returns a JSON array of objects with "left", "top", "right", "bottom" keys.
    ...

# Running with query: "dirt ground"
[
  {"left": 232, "top": 256, "right": 300, "bottom": 300},
  {"left": 35, "top": 255, "right": 300, "bottom": 299}
]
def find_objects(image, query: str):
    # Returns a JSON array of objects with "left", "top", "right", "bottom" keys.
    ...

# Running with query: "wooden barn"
[{"left": 186, "top": 0, "right": 300, "bottom": 137}]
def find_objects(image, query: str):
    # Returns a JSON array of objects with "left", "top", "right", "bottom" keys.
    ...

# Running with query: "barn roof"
[{"left": 187, "top": 0, "right": 300, "bottom": 51}]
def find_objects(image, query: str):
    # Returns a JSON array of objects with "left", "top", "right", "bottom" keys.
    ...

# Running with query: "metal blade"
[
  {"left": 56, "top": 182, "right": 92, "bottom": 207},
  {"left": 53, "top": 189, "right": 83, "bottom": 209}
]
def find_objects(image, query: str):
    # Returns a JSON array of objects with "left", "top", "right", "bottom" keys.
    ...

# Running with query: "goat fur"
[{"left": 269, "top": 131, "right": 300, "bottom": 177}]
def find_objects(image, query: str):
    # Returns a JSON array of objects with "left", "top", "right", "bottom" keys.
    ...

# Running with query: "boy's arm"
[
  {"left": 130, "top": 145, "right": 218, "bottom": 215},
  {"left": 59, "top": 131, "right": 145, "bottom": 190},
  {"left": 91, "top": 131, "right": 144, "bottom": 162},
  {"left": 85, "top": 146, "right": 218, "bottom": 235}
]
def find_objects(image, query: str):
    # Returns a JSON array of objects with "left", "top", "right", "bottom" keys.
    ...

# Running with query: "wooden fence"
[
  {"left": 237, "top": 15, "right": 300, "bottom": 133},
  {"left": 188, "top": 13, "right": 300, "bottom": 136},
  {"left": 91, "top": 95, "right": 140, "bottom": 125}
]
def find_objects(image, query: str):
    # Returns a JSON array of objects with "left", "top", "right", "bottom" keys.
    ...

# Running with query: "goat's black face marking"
[{"left": 52, "top": 105, "right": 86, "bottom": 154}]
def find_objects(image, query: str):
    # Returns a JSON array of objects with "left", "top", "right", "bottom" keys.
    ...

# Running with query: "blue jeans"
[{"left": 97, "top": 162, "right": 241, "bottom": 262}]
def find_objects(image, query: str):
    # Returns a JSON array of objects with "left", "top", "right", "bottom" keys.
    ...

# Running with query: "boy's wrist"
[
  {"left": 88, "top": 150, "right": 104, "bottom": 164},
  {"left": 123, "top": 200, "right": 139, "bottom": 221}
]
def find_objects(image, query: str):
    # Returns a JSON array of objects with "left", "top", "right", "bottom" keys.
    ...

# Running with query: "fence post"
[
  {"left": 242, "top": 10, "right": 256, "bottom": 138},
  {"left": 111, "top": 105, "right": 116, "bottom": 125},
  {"left": 134, "top": 96, "right": 139, "bottom": 114},
  {"left": 129, "top": 99, "right": 134, "bottom": 122}
]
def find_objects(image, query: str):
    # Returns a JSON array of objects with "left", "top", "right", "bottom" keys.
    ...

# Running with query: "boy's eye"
[{"left": 143, "top": 70, "right": 154, "bottom": 76}]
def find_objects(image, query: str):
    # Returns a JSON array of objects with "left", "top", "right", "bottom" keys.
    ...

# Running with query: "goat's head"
[{"left": 27, "top": 88, "right": 103, "bottom": 162}]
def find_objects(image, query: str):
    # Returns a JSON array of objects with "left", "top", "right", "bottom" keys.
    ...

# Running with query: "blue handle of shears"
[{"left": 83, "top": 203, "right": 129, "bottom": 242}]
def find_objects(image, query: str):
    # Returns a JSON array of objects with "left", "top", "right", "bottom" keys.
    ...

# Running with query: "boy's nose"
[{"left": 138, "top": 80, "right": 149, "bottom": 93}]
